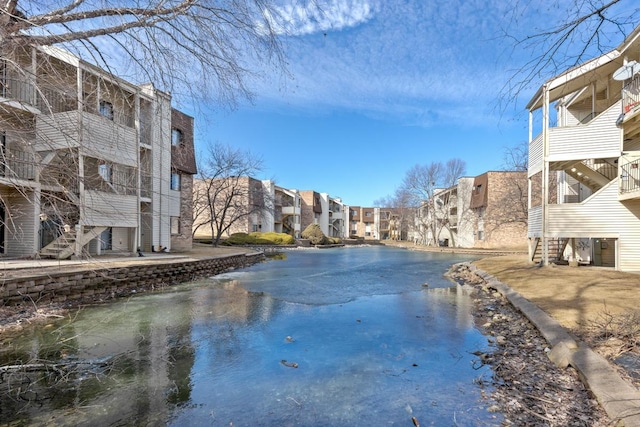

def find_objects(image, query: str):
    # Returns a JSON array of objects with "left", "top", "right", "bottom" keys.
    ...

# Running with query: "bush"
[
  {"left": 223, "top": 231, "right": 295, "bottom": 246},
  {"left": 254, "top": 232, "right": 295, "bottom": 245},
  {"left": 301, "top": 223, "right": 329, "bottom": 245},
  {"left": 222, "top": 232, "right": 252, "bottom": 245}
]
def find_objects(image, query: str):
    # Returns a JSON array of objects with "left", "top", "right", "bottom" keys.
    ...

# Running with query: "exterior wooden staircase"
[
  {"left": 531, "top": 237, "right": 570, "bottom": 264},
  {"left": 40, "top": 226, "right": 108, "bottom": 259}
]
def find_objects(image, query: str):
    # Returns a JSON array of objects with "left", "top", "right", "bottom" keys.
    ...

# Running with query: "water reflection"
[{"left": 0, "top": 246, "right": 500, "bottom": 426}]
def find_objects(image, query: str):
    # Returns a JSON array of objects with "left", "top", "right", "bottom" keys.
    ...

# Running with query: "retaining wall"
[{"left": 0, "top": 252, "right": 264, "bottom": 306}]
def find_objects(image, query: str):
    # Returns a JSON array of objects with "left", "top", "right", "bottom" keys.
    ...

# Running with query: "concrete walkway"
[
  {"left": 0, "top": 252, "right": 187, "bottom": 270},
  {"left": 468, "top": 263, "right": 640, "bottom": 427}
]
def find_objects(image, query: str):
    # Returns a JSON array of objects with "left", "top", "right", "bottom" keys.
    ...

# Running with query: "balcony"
[
  {"left": 1, "top": 147, "right": 36, "bottom": 181},
  {"left": 528, "top": 101, "right": 622, "bottom": 173},
  {"left": 282, "top": 205, "right": 298, "bottom": 215},
  {"left": 619, "top": 151, "right": 640, "bottom": 200},
  {"left": 622, "top": 75, "right": 640, "bottom": 123},
  {"left": 0, "top": 77, "right": 39, "bottom": 113}
]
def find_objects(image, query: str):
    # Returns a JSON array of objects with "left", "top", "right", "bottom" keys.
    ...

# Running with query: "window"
[
  {"left": 171, "top": 172, "right": 181, "bottom": 190},
  {"left": 252, "top": 224, "right": 259, "bottom": 232},
  {"left": 171, "top": 216, "right": 181, "bottom": 235},
  {"left": 171, "top": 128, "right": 183, "bottom": 146},
  {"left": 99, "top": 100, "right": 114, "bottom": 120},
  {"left": 477, "top": 230, "right": 484, "bottom": 241},
  {"left": 99, "top": 163, "right": 112, "bottom": 182},
  {"left": 365, "top": 212, "right": 372, "bottom": 217},
  {"left": 351, "top": 209, "right": 357, "bottom": 216}
]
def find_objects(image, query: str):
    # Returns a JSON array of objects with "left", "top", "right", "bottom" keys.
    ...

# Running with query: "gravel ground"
[{"left": 448, "top": 263, "right": 612, "bottom": 426}]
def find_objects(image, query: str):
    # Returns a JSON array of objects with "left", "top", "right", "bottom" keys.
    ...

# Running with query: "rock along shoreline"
[{"left": 447, "top": 262, "right": 611, "bottom": 426}]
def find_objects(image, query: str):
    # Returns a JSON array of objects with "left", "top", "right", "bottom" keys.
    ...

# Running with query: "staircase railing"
[{"left": 619, "top": 152, "right": 640, "bottom": 195}]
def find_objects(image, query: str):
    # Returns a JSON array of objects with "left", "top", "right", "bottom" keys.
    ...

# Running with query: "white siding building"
[
  {"left": 527, "top": 25, "right": 640, "bottom": 270},
  {"left": 0, "top": 46, "right": 192, "bottom": 258}
]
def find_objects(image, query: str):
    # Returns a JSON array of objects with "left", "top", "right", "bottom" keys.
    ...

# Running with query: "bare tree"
[
  {"left": 0, "top": 1, "right": 296, "bottom": 258},
  {"left": 502, "top": 1, "right": 640, "bottom": 103},
  {"left": 494, "top": 141, "right": 529, "bottom": 230},
  {"left": 1, "top": 0, "right": 290, "bottom": 105},
  {"left": 192, "top": 143, "right": 272, "bottom": 247},
  {"left": 400, "top": 159, "right": 466, "bottom": 246},
  {"left": 373, "top": 187, "right": 415, "bottom": 241},
  {"left": 502, "top": 140, "right": 528, "bottom": 172}
]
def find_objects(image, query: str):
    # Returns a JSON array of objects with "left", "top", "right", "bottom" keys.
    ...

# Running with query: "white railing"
[{"left": 619, "top": 151, "right": 640, "bottom": 195}]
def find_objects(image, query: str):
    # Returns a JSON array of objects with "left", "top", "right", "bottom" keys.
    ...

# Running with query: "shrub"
[
  {"left": 223, "top": 231, "right": 295, "bottom": 245},
  {"left": 255, "top": 232, "right": 295, "bottom": 245},
  {"left": 222, "top": 232, "right": 252, "bottom": 245},
  {"left": 301, "top": 223, "right": 329, "bottom": 245}
]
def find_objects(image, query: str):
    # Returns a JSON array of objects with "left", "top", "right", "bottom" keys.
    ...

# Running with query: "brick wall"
[
  {"left": 475, "top": 171, "right": 528, "bottom": 249},
  {"left": 171, "top": 173, "right": 194, "bottom": 252},
  {"left": 299, "top": 191, "right": 316, "bottom": 232},
  {"left": 0, "top": 253, "right": 264, "bottom": 306}
]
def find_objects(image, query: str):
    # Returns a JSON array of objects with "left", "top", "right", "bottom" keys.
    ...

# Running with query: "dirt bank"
[{"left": 448, "top": 263, "right": 611, "bottom": 426}]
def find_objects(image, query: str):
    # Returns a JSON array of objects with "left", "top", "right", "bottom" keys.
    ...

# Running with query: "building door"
[
  {"left": 593, "top": 238, "right": 616, "bottom": 267},
  {"left": 100, "top": 227, "right": 112, "bottom": 251},
  {"left": 140, "top": 203, "right": 152, "bottom": 252}
]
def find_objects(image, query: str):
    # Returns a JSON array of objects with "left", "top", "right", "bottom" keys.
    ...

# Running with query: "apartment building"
[
  {"left": 299, "top": 190, "right": 347, "bottom": 238},
  {"left": 469, "top": 171, "right": 527, "bottom": 249},
  {"left": 0, "top": 45, "right": 195, "bottom": 258},
  {"left": 527, "top": 25, "right": 640, "bottom": 270},
  {"left": 272, "top": 185, "right": 302, "bottom": 238},
  {"left": 414, "top": 181, "right": 470, "bottom": 247},
  {"left": 348, "top": 206, "right": 376, "bottom": 238},
  {"left": 193, "top": 178, "right": 302, "bottom": 239},
  {"left": 413, "top": 172, "right": 526, "bottom": 249}
]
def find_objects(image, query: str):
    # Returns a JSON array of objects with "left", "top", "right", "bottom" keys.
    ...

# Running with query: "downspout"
[
  {"left": 528, "top": 110, "right": 533, "bottom": 261},
  {"left": 542, "top": 84, "right": 550, "bottom": 266},
  {"left": 75, "top": 66, "right": 85, "bottom": 257},
  {"left": 134, "top": 92, "right": 140, "bottom": 254}
]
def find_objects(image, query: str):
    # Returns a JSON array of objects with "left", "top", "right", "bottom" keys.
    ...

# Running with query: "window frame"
[
  {"left": 171, "top": 128, "right": 183, "bottom": 146},
  {"left": 170, "top": 216, "right": 181, "bottom": 235},
  {"left": 99, "top": 100, "right": 114, "bottom": 120},
  {"left": 170, "top": 171, "right": 181, "bottom": 191},
  {"left": 99, "top": 163, "right": 112, "bottom": 183}
]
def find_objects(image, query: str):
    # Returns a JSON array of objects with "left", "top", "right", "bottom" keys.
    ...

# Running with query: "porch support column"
[{"left": 542, "top": 84, "right": 550, "bottom": 266}]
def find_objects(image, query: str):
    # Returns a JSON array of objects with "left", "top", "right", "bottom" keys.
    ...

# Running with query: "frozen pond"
[{"left": 0, "top": 246, "right": 501, "bottom": 426}]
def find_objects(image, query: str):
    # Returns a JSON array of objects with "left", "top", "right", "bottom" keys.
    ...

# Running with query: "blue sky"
[{"left": 183, "top": 0, "right": 629, "bottom": 206}]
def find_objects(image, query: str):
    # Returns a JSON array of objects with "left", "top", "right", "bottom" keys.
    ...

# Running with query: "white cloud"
[
  {"left": 266, "top": 0, "right": 377, "bottom": 36},
  {"left": 251, "top": 0, "right": 520, "bottom": 126}
]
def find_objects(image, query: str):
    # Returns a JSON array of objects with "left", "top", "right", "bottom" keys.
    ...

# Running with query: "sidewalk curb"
[{"left": 466, "top": 262, "right": 640, "bottom": 427}]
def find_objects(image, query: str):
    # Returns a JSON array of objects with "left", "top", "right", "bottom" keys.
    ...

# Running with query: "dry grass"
[{"left": 474, "top": 254, "right": 640, "bottom": 334}]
